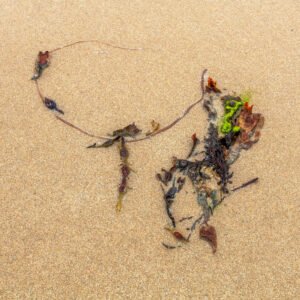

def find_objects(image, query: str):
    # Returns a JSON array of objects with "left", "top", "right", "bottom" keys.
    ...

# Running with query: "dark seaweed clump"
[{"left": 158, "top": 77, "right": 264, "bottom": 252}]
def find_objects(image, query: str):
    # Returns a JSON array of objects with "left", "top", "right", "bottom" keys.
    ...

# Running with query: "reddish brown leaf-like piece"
[
  {"left": 236, "top": 106, "right": 264, "bottom": 149},
  {"left": 38, "top": 51, "right": 49, "bottom": 65},
  {"left": 32, "top": 51, "right": 50, "bottom": 80},
  {"left": 187, "top": 133, "right": 200, "bottom": 158},
  {"left": 173, "top": 231, "right": 187, "bottom": 241},
  {"left": 200, "top": 225, "right": 217, "bottom": 253},
  {"left": 206, "top": 77, "right": 221, "bottom": 93},
  {"left": 112, "top": 123, "right": 141, "bottom": 138}
]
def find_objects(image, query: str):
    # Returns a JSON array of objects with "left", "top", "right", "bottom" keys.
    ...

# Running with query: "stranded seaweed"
[
  {"left": 31, "top": 41, "right": 264, "bottom": 252},
  {"left": 88, "top": 124, "right": 140, "bottom": 211},
  {"left": 159, "top": 77, "right": 264, "bottom": 251},
  {"left": 32, "top": 51, "right": 50, "bottom": 80}
]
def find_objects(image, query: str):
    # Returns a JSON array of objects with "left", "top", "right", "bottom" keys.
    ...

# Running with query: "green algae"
[{"left": 219, "top": 91, "right": 253, "bottom": 135}]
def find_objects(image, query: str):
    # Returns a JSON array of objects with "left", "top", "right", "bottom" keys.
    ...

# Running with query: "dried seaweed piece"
[
  {"left": 179, "top": 216, "right": 193, "bottom": 222},
  {"left": 204, "top": 124, "right": 232, "bottom": 192},
  {"left": 146, "top": 120, "right": 160, "bottom": 136},
  {"left": 197, "top": 191, "right": 211, "bottom": 220},
  {"left": 187, "top": 133, "right": 200, "bottom": 159},
  {"left": 38, "top": 51, "right": 49, "bottom": 65},
  {"left": 161, "top": 179, "right": 178, "bottom": 227},
  {"left": 112, "top": 123, "right": 141, "bottom": 138},
  {"left": 87, "top": 136, "right": 120, "bottom": 148},
  {"left": 208, "top": 189, "right": 220, "bottom": 212},
  {"left": 177, "top": 177, "right": 186, "bottom": 192},
  {"left": 173, "top": 231, "right": 188, "bottom": 242},
  {"left": 156, "top": 168, "right": 174, "bottom": 186},
  {"left": 206, "top": 77, "right": 221, "bottom": 93},
  {"left": 187, "top": 214, "right": 206, "bottom": 240},
  {"left": 116, "top": 137, "right": 131, "bottom": 212},
  {"left": 200, "top": 224, "right": 217, "bottom": 253},
  {"left": 32, "top": 51, "right": 50, "bottom": 80},
  {"left": 119, "top": 137, "right": 129, "bottom": 162},
  {"left": 221, "top": 95, "right": 241, "bottom": 102},
  {"left": 219, "top": 131, "right": 239, "bottom": 149},
  {"left": 232, "top": 177, "right": 258, "bottom": 192},
  {"left": 203, "top": 95, "right": 217, "bottom": 120},
  {"left": 165, "top": 227, "right": 189, "bottom": 242},
  {"left": 162, "top": 242, "right": 182, "bottom": 249},
  {"left": 226, "top": 105, "right": 264, "bottom": 164},
  {"left": 121, "top": 164, "right": 131, "bottom": 178},
  {"left": 44, "top": 98, "right": 64, "bottom": 114},
  {"left": 236, "top": 105, "right": 265, "bottom": 149}
]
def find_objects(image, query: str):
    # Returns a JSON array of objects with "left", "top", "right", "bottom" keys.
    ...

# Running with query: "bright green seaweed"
[{"left": 220, "top": 97, "right": 245, "bottom": 134}]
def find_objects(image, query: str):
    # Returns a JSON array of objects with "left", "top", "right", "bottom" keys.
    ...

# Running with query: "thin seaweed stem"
[
  {"left": 55, "top": 116, "right": 111, "bottom": 140},
  {"left": 36, "top": 68, "right": 207, "bottom": 144},
  {"left": 49, "top": 39, "right": 151, "bottom": 54}
]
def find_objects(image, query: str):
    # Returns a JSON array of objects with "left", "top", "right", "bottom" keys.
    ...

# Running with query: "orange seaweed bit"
[{"left": 244, "top": 102, "right": 253, "bottom": 113}]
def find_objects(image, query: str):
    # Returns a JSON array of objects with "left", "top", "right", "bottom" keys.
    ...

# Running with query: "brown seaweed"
[
  {"left": 232, "top": 177, "right": 258, "bottom": 192},
  {"left": 32, "top": 51, "right": 50, "bottom": 80},
  {"left": 206, "top": 77, "right": 221, "bottom": 93},
  {"left": 112, "top": 123, "right": 141, "bottom": 138},
  {"left": 187, "top": 133, "right": 200, "bottom": 159},
  {"left": 199, "top": 225, "right": 217, "bottom": 253}
]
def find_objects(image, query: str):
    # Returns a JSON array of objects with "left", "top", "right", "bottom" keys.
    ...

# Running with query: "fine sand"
[{"left": 0, "top": 1, "right": 299, "bottom": 299}]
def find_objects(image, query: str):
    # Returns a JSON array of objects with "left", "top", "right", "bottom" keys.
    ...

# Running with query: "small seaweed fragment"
[
  {"left": 87, "top": 122, "right": 142, "bottom": 148},
  {"left": 187, "top": 214, "right": 206, "bottom": 240},
  {"left": 165, "top": 227, "right": 189, "bottom": 242},
  {"left": 226, "top": 103, "right": 265, "bottom": 164},
  {"left": 236, "top": 104, "right": 264, "bottom": 148},
  {"left": 162, "top": 242, "right": 181, "bottom": 249},
  {"left": 161, "top": 179, "right": 178, "bottom": 228},
  {"left": 200, "top": 224, "right": 217, "bottom": 253},
  {"left": 173, "top": 231, "right": 188, "bottom": 242},
  {"left": 87, "top": 137, "right": 120, "bottom": 148},
  {"left": 187, "top": 133, "right": 200, "bottom": 159},
  {"left": 32, "top": 51, "right": 50, "bottom": 80},
  {"left": 177, "top": 177, "right": 186, "bottom": 192},
  {"left": 204, "top": 124, "right": 232, "bottom": 193},
  {"left": 219, "top": 131, "right": 239, "bottom": 149},
  {"left": 156, "top": 167, "right": 175, "bottom": 186},
  {"left": 116, "top": 137, "right": 131, "bottom": 211},
  {"left": 206, "top": 77, "right": 221, "bottom": 93},
  {"left": 44, "top": 97, "right": 64, "bottom": 114},
  {"left": 232, "top": 177, "right": 258, "bottom": 192},
  {"left": 208, "top": 189, "right": 220, "bottom": 213},
  {"left": 179, "top": 216, "right": 193, "bottom": 223},
  {"left": 203, "top": 95, "right": 218, "bottom": 120},
  {"left": 197, "top": 190, "right": 212, "bottom": 221},
  {"left": 146, "top": 120, "right": 160, "bottom": 136},
  {"left": 112, "top": 123, "right": 141, "bottom": 138}
]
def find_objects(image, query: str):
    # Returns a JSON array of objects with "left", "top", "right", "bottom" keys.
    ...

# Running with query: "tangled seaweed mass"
[
  {"left": 32, "top": 43, "right": 264, "bottom": 253},
  {"left": 158, "top": 79, "right": 264, "bottom": 251}
]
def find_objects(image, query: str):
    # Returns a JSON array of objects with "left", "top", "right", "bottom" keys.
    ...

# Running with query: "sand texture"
[{"left": 0, "top": 1, "right": 299, "bottom": 299}]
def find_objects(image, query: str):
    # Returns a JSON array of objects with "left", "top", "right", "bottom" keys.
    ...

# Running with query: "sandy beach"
[{"left": 0, "top": 1, "right": 299, "bottom": 299}]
